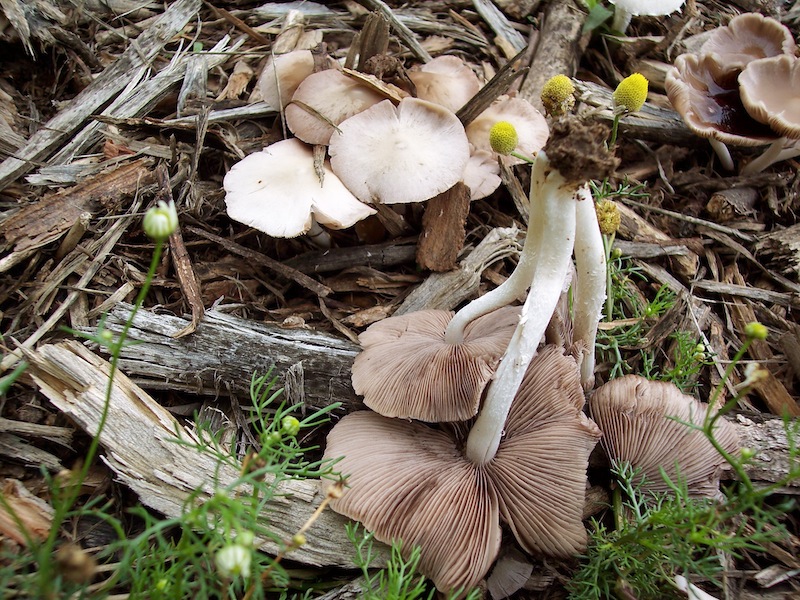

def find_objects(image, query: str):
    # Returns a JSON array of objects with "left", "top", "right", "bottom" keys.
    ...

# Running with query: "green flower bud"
[
  {"left": 612, "top": 73, "right": 648, "bottom": 114},
  {"left": 237, "top": 530, "right": 255, "bottom": 547},
  {"left": 143, "top": 200, "right": 178, "bottom": 241},
  {"left": 292, "top": 533, "right": 306, "bottom": 547},
  {"left": 540, "top": 74, "right": 576, "bottom": 117},
  {"left": 489, "top": 121, "right": 519, "bottom": 155},
  {"left": 262, "top": 431, "right": 282, "bottom": 447},
  {"left": 744, "top": 321, "right": 768, "bottom": 341},
  {"left": 739, "top": 447, "right": 757, "bottom": 461},
  {"left": 281, "top": 415, "right": 301, "bottom": 437},
  {"left": 98, "top": 329, "right": 115, "bottom": 345}
]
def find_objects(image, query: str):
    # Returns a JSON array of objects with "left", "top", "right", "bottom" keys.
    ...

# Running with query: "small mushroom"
[
  {"left": 223, "top": 138, "right": 375, "bottom": 240},
  {"left": 590, "top": 375, "right": 740, "bottom": 500},
  {"left": 462, "top": 147, "right": 502, "bottom": 200},
  {"left": 699, "top": 12, "right": 796, "bottom": 70},
  {"left": 608, "top": 0, "right": 686, "bottom": 34},
  {"left": 325, "top": 346, "right": 601, "bottom": 593},
  {"left": 329, "top": 97, "right": 471, "bottom": 205},
  {"left": 738, "top": 54, "right": 800, "bottom": 174},
  {"left": 407, "top": 55, "right": 482, "bottom": 112},
  {"left": 285, "top": 69, "right": 386, "bottom": 145},
  {"left": 351, "top": 306, "right": 520, "bottom": 422},
  {"left": 665, "top": 52, "right": 778, "bottom": 171},
  {"left": 256, "top": 50, "right": 316, "bottom": 110}
]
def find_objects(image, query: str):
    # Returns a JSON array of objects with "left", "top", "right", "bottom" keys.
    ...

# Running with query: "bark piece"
[
  {"left": 416, "top": 183, "right": 471, "bottom": 272},
  {"left": 756, "top": 223, "right": 800, "bottom": 280},
  {"left": 25, "top": 340, "right": 387, "bottom": 568}
]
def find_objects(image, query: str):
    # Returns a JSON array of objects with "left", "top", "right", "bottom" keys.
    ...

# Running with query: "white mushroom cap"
[
  {"left": 285, "top": 69, "right": 386, "bottom": 145},
  {"left": 608, "top": 0, "right": 685, "bottom": 16},
  {"left": 590, "top": 375, "right": 740, "bottom": 500},
  {"left": 466, "top": 96, "right": 549, "bottom": 165},
  {"left": 223, "top": 138, "right": 375, "bottom": 238},
  {"left": 739, "top": 54, "right": 800, "bottom": 139},
  {"left": 329, "top": 98, "right": 471, "bottom": 205},
  {"left": 700, "top": 13, "right": 797, "bottom": 70},
  {"left": 408, "top": 55, "right": 482, "bottom": 112},
  {"left": 463, "top": 147, "right": 501, "bottom": 200},
  {"left": 256, "top": 50, "right": 316, "bottom": 110}
]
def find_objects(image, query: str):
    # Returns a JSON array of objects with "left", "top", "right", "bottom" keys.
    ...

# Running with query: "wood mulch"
[{"left": 0, "top": 0, "right": 798, "bottom": 598}]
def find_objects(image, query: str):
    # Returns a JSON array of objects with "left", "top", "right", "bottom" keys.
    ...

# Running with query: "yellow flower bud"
[
  {"left": 595, "top": 199, "right": 621, "bottom": 236},
  {"left": 612, "top": 73, "right": 648, "bottom": 114},
  {"left": 744, "top": 321, "right": 768, "bottom": 341},
  {"left": 541, "top": 74, "right": 576, "bottom": 117},
  {"left": 489, "top": 121, "right": 519, "bottom": 155}
]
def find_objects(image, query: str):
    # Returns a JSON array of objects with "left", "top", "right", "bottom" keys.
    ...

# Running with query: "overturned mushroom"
[
  {"left": 407, "top": 55, "right": 482, "bottom": 112},
  {"left": 608, "top": 0, "right": 686, "bottom": 34},
  {"left": 325, "top": 346, "right": 601, "bottom": 592},
  {"left": 699, "top": 12, "right": 796, "bottom": 69},
  {"left": 590, "top": 375, "right": 740, "bottom": 500}
]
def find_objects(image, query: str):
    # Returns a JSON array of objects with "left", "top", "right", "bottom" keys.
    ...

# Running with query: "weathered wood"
[
  {"left": 100, "top": 303, "right": 363, "bottom": 411},
  {"left": 416, "top": 182, "right": 471, "bottom": 272},
  {"left": 0, "top": 0, "right": 202, "bottom": 190},
  {"left": 26, "top": 340, "right": 388, "bottom": 568}
]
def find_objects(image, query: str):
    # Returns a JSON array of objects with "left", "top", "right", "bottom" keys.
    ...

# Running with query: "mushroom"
[
  {"left": 223, "top": 138, "right": 375, "bottom": 242},
  {"left": 350, "top": 306, "right": 521, "bottom": 422},
  {"left": 462, "top": 147, "right": 502, "bottom": 200},
  {"left": 256, "top": 49, "right": 316, "bottom": 111},
  {"left": 665, "top": 52, "right": 778, "bottom": 171},
  {"left": 737, "top": 54, "right": 800, "bottom": 174},
  {"left": 465, "top": 96, "right": 549, "bottom": 166},
  {"left": 407, "top": 55, "right": 482, "bottom": 113},
  {"left": 328, "top": 97, "right": 471, "bottom": 205},
  {"left": 590, "top": 375, "right": 740, "bottom": 500},
  {"left": 608, "top": 0, "right": 686, "bottom": 34},
  {"left": 324, "top": 345, "right": 601, "bottom": 592},
  {"left": 285, "top": 69, "right": 387, "bottom": 145},
  {"left": 699, "top": 12, "right": 796, "bottom": 70}
]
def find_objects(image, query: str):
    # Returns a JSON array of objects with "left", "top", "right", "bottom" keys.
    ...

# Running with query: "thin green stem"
[{"left": 608, "top": 114, "right": 621, "bottom": 148}]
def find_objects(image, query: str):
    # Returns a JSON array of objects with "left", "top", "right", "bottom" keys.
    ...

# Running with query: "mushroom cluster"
[
  {"left": 665, "top": 13, "right": 800, "bottom": 173},
  {"left": 224, "top": 48, "right": 550, "bottom": 245}
]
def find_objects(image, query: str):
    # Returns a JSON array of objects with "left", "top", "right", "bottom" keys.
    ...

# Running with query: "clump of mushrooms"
[{"left": 665, "top": 13, "right": 800, "bottom": 173}]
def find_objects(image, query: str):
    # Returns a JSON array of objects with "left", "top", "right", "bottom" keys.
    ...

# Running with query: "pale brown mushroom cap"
[
  {"left": 326, "top": 346, "right": 602, "bottom": 591},
  {"left": 590, "top": 375, "right": 740, "bottom": 499},
  {"left": 739, "top": 55, "right": 800, "bottom": 138},
  {"left": 486, "top": 345, "right": 602, "bottom": 557},
  {"left": 329, "top": 98, "right": 471, "bottom": 205},
  {"left": 408, "top": 55, "right": 482, "bottom": 112},
  {"left": 256, "top": 50, "right": 315, "bottom": 110},
  {"left": 700, "top": 13, "right": 797, "bottom": 70},
  {"left": 285, "top": 69, "right": 386, "bottom": 145},
  {"left": 665, "top": 53, "right": 778, "bottom": 146},
  {"left": 351, "top": 306, "right": 520, "bottom": 422},
  {"left": 323, "top": 411, "right": 502, "bottom": 592},
  {"left": 463, "top": 147, "right": 501, "bottom": 200}
]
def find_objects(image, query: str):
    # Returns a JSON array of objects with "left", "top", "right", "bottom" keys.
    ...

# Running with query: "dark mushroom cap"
[
  {"left": 325, "top": 345, "right": 601, "bottom": 592},
  {"left": 351, "top": 306, "right": 520, "bottom": 422},
  {"left": 590, "top": 375, "right": 740, "bottom": 499}
]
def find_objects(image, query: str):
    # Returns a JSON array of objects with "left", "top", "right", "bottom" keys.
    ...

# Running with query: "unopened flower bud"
[
  {"left": 740, "top": 447, "right": 757, "bottom": 461},
  {"left": 612, "top": 73, "right": 648, "bottom": 114},
  {"left": 281, "top": 415, "right": 301, "bottom": 437},
  {"left": 744, "top": 321, "right": 768, "bottom": 341},
  {"left": 541, "top": 74, "right": 576, "bottom": 117},
  {"left": 292, "top": 533, "right": 307, "bottom": 547},
  {"left": 262, "top": 431, "right": 282, "bottom": 447},
  {"left": 489, "top": 121, "right": 519, "bottom": 155},
  {"left": 143, "top": 200, "right": 178, "bottom": 241},
  {"left": 215, "top": 543, "right": 251, "bottom": 579}
]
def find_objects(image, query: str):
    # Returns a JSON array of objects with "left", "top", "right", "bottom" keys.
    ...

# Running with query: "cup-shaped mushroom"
[
  {"left": 590, "top": 375, "right": 740, "bottom": 500},
  {"left": 352, "top": 306, "right": 520, "bottom": 422},
  {"left": 329, "top": 98, "right": 471, "bottom": 205},
  {"left": 285, "top": 69, "right": 386, "bottom": 145},
  {"left": 408, "top": 55, "right": 482, "bottom": 113},
  {"left": 463, "top": 147, "right": 502, "bottom": 200},
  {"left": 739, "top": 54, "right": 800, "bottom": 139},
  {"left": 665, "top": 53, "right": 778, "bottom": 170},
  {"left": 700, "top": 13, "right": 797, "bottom": 70},
  {"left": 466, "top": 96, "right": 549, "bottom": 165},
  {"left": 223, "top": 138, "right": 376, "bottom": 238}
]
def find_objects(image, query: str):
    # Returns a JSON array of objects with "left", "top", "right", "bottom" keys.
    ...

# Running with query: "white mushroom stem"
[
  {"left": 572, "top": 185, "right": 606, "bottom": 390},
  {"left": 674, "top": 575, "right": 719, "bottom": 600},
  {"left": 709, "top": 138, "right": 734, "bottom": 171},
  {"left": 306, "top": 219, "right": 332, "bottom": 249},
  {"left": 611, "top": 8, "right": 633, "bottom": 33},
  {"left": 466, "top": 152, "right": 578, "bottom": 465},
  {"left": 741, "top": 138, "right": 800, "bottom": 175},
  {"left": 444, "top": 155, "right": 548, "bottom": 345}
]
